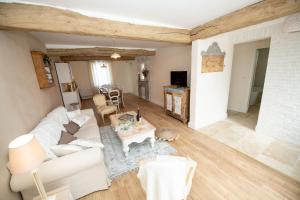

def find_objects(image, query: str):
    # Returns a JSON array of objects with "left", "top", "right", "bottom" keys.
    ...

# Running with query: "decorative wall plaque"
[{"left": 201, "top": 42, "right": 225, "bottom": 73}]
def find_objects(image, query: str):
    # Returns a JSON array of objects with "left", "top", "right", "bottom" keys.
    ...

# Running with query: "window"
[
  {"left": 140, "top": 63, "right": 145, "bottom": 80},
  {"left": 90, "top": 60, "right": 113, "bottom": 88}
]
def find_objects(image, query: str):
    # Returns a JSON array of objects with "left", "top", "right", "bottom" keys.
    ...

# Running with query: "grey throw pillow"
[
  {"left": 63, "top": 121, "right": 80, "bottom": 134},
  {"left": 58, "top": 131, "right": 77, "bottom": 144}
]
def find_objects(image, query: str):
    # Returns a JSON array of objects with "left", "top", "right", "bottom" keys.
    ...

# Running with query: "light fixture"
[
  {"left": 111, "top": 38, "right": 121, "bottom": 59},
  {"left": 111, "top": 52, "right": 121, "bottom": 59}
]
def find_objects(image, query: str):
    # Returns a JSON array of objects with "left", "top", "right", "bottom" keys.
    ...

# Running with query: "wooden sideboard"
[{"left": 163, "top": 85, "right": 190, "bottom": 124}]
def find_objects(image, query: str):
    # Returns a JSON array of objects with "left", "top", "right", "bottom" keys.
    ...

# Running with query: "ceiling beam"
[
  {"left": 47, "top": 47, "right": 156, "bottom": 57},
  {"left": 59, "top": 56, "right": 135, "bottom": 62},
  {"left": 191, "top": 0, "right": 300, "bottom": 40},
  {"left": 0, "top": 3, "right": 191, "bottom": 44}
]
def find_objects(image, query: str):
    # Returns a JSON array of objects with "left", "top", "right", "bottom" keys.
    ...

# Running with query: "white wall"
[
  {"left": 228, "top": 39, "right": 270, "bottom": 113},
  {"left": 68, "top": 46, "right": 191, "bottom": 104},
  {"left": 69, "top": 60, "right": 139, "bottom": 95},
  {"left": 111, "top": 60, "right": 138, "bottom": 94},
  {"left": 190, "top": 35, "right": 232, "bottom": 129},
  {"left": 190, "top": 14, "right": 300, "bottom": 145},
  {"left": 69, "top": 61, "right": 93, "bottom": 98},
  {"left": 256, "top": 30, "right": 300, "bottom": 145},
  {"left": 148, "top": 46, "right": 191, "bottom": 106},
  {"left": 129, "top": 60, "right": 139, "bottom": 96}
]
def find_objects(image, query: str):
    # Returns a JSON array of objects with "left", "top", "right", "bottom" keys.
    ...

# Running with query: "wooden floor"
[{"left": 80, "top": 94, "right": 300, "bottom": 200}]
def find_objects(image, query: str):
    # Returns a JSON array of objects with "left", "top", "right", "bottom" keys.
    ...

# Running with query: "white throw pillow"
[
  {"left": 38, "top": 117, "right": 64, "bottom": 143},
  {"left": 51, "top": 144, "right": 83, "bottom": 157},
  {"left": 47, "top": 106, "right": 69, "bottom": 125},
  {"left": 31, "top": 117, "right": 65, "bottom": 160},
  {"left": 67, "top": 109, "right": 81, "bottom": 120},
  {"left": 70, "top": 139, "right": 104, "bottom": 149},
  {"left": 71, "top": 114, "right": 90, "bottom": 127},
  {"left": 31, "top": 128, "right": 57, "bottom": 160}
]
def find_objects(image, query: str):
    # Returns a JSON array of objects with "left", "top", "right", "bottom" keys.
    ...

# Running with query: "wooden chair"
[
  {"left": 93, "top": 94, "right": 117, "bottom": 123},
  {"left": 137, "top": 155, "right": 197, "bottom": 200},
  {"left": 108, "top": 90, "right": 121, "bottom": 110}
]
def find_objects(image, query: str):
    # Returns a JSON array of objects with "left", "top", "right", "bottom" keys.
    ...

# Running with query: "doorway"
[{"left": 228, "top": 38, "right": 270, "bottom": 130}]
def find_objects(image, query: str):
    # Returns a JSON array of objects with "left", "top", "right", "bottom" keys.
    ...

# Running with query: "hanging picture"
[{"left": 201, "top": 42, "right": 225, "bottom": 73}]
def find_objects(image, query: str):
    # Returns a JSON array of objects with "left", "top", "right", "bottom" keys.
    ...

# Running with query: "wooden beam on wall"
[
  {"left": 47, "top": 47, "right": 156, "bottom": 57},
  {"left": 191, "top": 0, "right": 300, "bottom": 40},
  {"left": 0, "top": 3, "right": 191, "bottom": 44},
  {"left": 59, "top": 56, "right": 135, "bottom": 62}
]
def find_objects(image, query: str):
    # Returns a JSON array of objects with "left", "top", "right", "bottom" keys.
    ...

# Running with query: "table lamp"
[{"left": 9, "top": 133, "right": 50, "bottom": 200}]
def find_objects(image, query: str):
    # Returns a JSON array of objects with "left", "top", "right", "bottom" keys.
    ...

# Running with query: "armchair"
[{"left": 93, "top": 94, "right": 117, "bottom": 123}]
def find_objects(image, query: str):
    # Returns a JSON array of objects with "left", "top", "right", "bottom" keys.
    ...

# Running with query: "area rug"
[{"left": 99, "top": 126, "right": 177, "bottom": 180}]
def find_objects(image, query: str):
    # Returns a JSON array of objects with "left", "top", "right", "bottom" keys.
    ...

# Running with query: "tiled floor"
[{"left": 199, "top": 103, "right": 300, "bottom": 182}]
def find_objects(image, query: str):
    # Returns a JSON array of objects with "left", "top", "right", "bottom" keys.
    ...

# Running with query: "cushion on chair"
[
  {"left": 93, "top": 94, "right": 107, "bottom": 108},
  {"left": 96, "top": 105, "right": 117, "bottom": 115}
]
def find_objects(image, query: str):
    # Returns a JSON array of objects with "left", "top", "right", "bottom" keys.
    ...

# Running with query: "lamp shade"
[{"left": 8, "top": 134, "right": 46, "bottom": 174}]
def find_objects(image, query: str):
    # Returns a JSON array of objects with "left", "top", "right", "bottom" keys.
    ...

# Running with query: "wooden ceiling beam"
[
  {"left": 1, "top": 1, "right": 298, "bottom": 44},
  {"left": 59, "top": 56, "right": 135, "bottom": 62},
  {"left": 47, "top": 47, "right": 156, "bottom": 57},
  {"left": 191, "top": 0, "right": 300, "bottom": 40},
  {"left": 0, "top": 3, "right": 191, "bottom": 44}
]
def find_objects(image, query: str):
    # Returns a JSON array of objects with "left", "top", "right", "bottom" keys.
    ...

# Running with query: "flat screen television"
[{"left": 171, "top": 71, "right": 187, "bottom": 87}]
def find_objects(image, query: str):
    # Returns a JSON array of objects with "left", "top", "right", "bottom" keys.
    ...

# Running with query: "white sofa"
[{"left": 9, "top": 107, "right": 111, "bottom": 200}]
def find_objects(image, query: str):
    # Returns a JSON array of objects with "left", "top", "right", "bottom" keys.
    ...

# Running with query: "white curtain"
[{"left": 89, "top": 60, "right": 113, "bottom": 89}]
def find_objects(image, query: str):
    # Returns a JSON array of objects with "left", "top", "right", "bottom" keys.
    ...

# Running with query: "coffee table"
[{"left": 110, "top": 111, "right": 156, "bottom": 157}]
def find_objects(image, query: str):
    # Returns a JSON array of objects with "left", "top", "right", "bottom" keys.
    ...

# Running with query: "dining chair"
[
  {"left": 108, "top": 90, "right": 120, "bottom": 110},
  {"left": 137, "top": 155, "right": 197, "bottom": 200},
  {"left": 99, "top": 87, "right": 109, "bottom": 99},
  {"left": 93, "top": 94, "right": 117, "bottom": 123}
]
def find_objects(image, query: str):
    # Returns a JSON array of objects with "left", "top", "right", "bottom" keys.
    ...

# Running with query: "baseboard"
[
  {"left": 149, "top": 98, "right": 164, "bottom": 107},
  {"left": 81, "top": 95, "right": 93, "bottom": 100},
  {"left": 189, "top": 112, "right": 228, "bottom": 130}
]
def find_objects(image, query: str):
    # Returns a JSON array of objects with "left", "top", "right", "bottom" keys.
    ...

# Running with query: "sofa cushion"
[
  {"left": 47, "top": 106, "right": 69, "bottom": 125},
  {"left": 75, "top": 124, "right": 101, "bottom": 142},
  {"left": 51, "top": 144, "right": 83, "bottom": 157},
  {"left": 80, "top": 109, "right": 95, "bottom": 118},
  {"left": 58, "top": 132, "right": 77, "bottom": 144},
  {"left": 67, "top": 109, "right": 81, "bottom": 120},
  {"left": 71, "top": 114, "right": 91, "bottom": 127},
  {"left": 81, "top": 117, "right": 97, "bottom": 129},
  {"left": 63, "top": 121, "right": 80, "bottom": 134},
  {"left": 10, "top": 147, "right": 105, "bottom": 192},
  {"left": 70, "top": 138, "right": 104, "bottom": 149},
  {"left": 38, "top": 117, "right": 64, "bottom": 143}
]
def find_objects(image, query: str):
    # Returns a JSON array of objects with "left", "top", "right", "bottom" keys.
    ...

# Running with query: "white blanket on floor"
[{"left": 137, "top": 155, "right": 189, "bottom": 200}]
